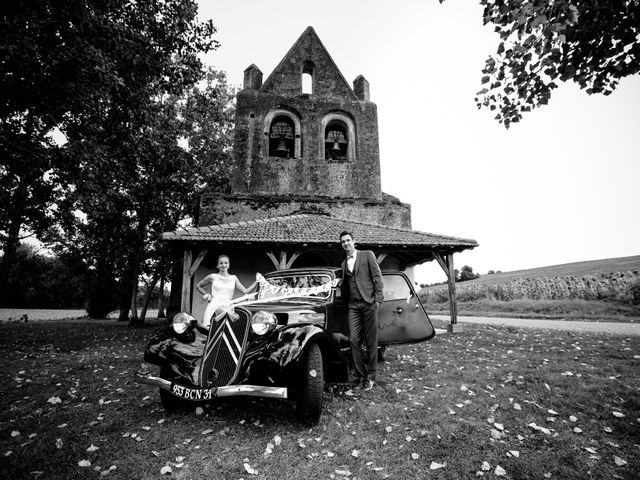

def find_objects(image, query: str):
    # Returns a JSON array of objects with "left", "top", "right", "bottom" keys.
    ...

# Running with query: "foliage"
[
  {"left": 0, "top": 0, "right": 219, "bottom": 307},
  {"left": 422, "top": 270, "right": 640, "bottom": 307},
  {"left": 439, "top": 1, "right": 640, "bottom": 127},
  {"left": 60, "top": 67, "right": 234, "bottom": 322},
  {"left": 0, "top": 243, "right": 89, "bottom": 308},
  {"left": 628, "top": 277, "right": 640, "bottom": 305},
  {"left": 458, "top": 265, "right": 481, "bottom": 282}
]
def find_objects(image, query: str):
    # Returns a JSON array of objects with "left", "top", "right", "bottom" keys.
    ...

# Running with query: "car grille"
[{"left": 198, "top": 309, "right": 251, "bottom": 387}]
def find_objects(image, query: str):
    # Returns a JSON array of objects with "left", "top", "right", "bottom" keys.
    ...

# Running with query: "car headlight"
[
  {"left": 288, "top": 311, "right": 325, "bottom": 325},
  {"left": 251, "top": 311, "right": 277, "bottom": 335},
  {"left": 172, "top": 312, "right": 197, "bottom": 334}
]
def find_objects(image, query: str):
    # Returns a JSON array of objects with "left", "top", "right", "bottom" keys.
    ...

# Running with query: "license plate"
[{"left": 170, "top": 383, "right": 215, "bottom": 401}]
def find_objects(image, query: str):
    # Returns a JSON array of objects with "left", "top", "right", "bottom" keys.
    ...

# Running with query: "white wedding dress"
[{"left": 202, "top": 274, "right": 237, "bottom": 327}]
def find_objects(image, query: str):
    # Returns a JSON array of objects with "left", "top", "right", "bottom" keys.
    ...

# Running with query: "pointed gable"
[{"left": 261, "top": 27, "right": 358, "bottom": 100}]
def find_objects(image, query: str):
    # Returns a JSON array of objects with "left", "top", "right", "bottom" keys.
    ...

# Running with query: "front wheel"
[
  {"left": 158, "top": 368, "right": 193, "bottom": 412},
  {"left": 295, "top": 343, "right": 324, "bottom": 424}
]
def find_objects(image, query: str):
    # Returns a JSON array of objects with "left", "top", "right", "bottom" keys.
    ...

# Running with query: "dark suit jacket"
[{"left": 341, "top": 250, "right": 384, "bottom": 304}]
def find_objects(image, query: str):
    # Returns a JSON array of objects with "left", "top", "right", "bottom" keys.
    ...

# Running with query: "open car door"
[{"left": 378, "top": 272, "right": 435, "bottom": 345}]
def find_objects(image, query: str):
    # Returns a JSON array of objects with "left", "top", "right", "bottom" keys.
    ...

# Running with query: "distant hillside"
[{"left": 449, "top": 255, "right": 640, "bottom": 287}]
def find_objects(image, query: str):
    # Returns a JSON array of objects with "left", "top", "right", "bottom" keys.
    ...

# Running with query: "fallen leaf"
[
  {"left": 411, "top": 453, "right": 420, "bottom": 460},
  {"left": 584, "top": 447, "right": 597, "bottom": 454},
  {"left": 548, "top": 409, "right": 558, "bottom": 415},
  {"left": 612, "top": 411, "right": 625, "bottom": 418},
  {"left": 309, "top": 369, "right": 317, "bottom": 378},
  {"left": 351, "top": 449, "right": 359, "bottom": 458},
  {"left": 78, "top": 460, "right": 92, "bottom": 467},
  {"left": 11, "top": 431, "right": 20, "bottom": 438},
  {"left": 495, "top": 465, "right": 507, "bottom": 476},
  {"left": 47, "top": 397, "right": 62, "bottom": 405},
  {"left": 513, "top": 403, "right": 522, "bottom": 411},
  {"left": 87, "top": 444, "right": 99, "bottom": 452},
  {"left": 195, "top": 407, "right": 204, "bottom": 415},
  {"left": 481, "top": 461, "right": 490, "bottom": 471},
  {"left": 573, "top": 427, "right": 583, "bottom": 434},
  {"left": 335, "top": 469, "right": 352, "bottom": 476},
  {"left": 201, "top": 429, "right": 214, "bottom": 435},
  {"left": 508, "top": 450, "right": 520, "bottom": 457},
  {"left": 614, "top": 456, "right": 627, "bottom": 466},
  {"left": 494, "top": 423, "right": 504, "bottom": 431},
  {"left": 55, "top": 438, "right": 63, "bottom": 449},
  {"left": 160, "top": 465, "right": 172, "bottom": 475},
  {"left": 569, "top": 415, "right": 578, "bottom": 422},
  {"left": 244, "top": 462, "right": 258, "bottom": 475},
  {"left": 430, "top": 461, "right": 446, "bottom": 470}
]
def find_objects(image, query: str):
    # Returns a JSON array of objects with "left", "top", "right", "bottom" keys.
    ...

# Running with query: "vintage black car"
[{"left": 135, "top": 267, "right": 435, "bottom": 423}]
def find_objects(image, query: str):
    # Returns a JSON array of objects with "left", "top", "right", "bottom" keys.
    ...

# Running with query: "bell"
[
  {"left": 275, "top": 139, "right": 289, "bottom": 157},
  {"left": 331, "top": 142, "right": 341, "bottom": 155}
]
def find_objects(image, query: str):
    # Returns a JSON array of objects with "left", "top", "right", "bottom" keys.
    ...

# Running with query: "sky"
[{"left": 195, "top": 0, "right": 640, "bottom": 284}]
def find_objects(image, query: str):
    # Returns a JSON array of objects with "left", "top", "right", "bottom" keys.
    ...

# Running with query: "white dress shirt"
[{"left": 347, "top": 250, "right": 358, "bottom": 273}]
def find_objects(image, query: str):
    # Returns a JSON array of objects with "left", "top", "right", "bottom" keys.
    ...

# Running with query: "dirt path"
[{"left": 431, "top": 314, "right": 640, "bottom": 336}]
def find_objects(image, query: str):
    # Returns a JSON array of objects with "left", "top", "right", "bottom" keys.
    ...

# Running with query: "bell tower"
[{"left": 199, "top": 27, "right": 410, "bottom": 229}]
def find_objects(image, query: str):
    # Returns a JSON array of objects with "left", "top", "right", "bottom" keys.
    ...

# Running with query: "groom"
[{"left": 339, "top": 230, "right": 384, "bottom": 391}]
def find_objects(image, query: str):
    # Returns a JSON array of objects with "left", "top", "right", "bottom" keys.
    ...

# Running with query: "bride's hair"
[{"left": 217, "top": 255, "right": 230, "bottom": 265}]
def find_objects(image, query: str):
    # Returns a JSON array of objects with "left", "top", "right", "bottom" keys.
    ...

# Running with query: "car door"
[{"left": 378, "top": 272, "right": 435, "bottom": 345}]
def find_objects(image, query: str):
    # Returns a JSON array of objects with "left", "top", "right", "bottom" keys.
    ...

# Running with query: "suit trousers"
[{"left": 347, "top": 300, "right": 378, "bottom": 382}]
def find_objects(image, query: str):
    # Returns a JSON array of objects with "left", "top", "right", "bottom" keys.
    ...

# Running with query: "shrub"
[{"left": 627, "top": 278, "right": 640, "bottom": 305}]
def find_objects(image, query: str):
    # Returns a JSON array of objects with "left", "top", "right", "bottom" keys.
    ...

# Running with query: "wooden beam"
[
  {"left": 433, "top": 251, "right": 458, "bottom": 327},
  {"left": 266, "top": 252, "right": 280, "bottom": 270},
  {"left": 376, "top": 253, "right": 387, "bottom": 265},
  {"left": 188, "top": 249, "right": 208, "bottom": 277},
  {"left": 181, "top": 249, "right": 193, "bottom": 312},
  {"left": 284, "top": 251, "right": 301, "bottom": 269},
  {"left": 446, "top": 253, "right": 458, "bottom": 325},
  {"left": 433, "top": 251, "right": 450, "bottom": 279}
]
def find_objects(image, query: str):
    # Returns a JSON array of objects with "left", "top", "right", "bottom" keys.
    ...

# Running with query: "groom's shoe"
[{"left": 362, "top": 379, "right": 375, "bottom": 391}]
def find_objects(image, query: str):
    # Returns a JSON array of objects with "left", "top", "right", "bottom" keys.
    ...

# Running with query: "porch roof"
[{"left": 161, "top": 213, "right": 478, "bottom": 254}]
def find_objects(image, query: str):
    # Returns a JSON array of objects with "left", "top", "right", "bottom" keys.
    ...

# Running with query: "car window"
[
  {"left": 259, "top": 274, "right": 333, "bottom": 300},
  {"left": 382, "top": 274, "right": 412, "bottom": 301}
]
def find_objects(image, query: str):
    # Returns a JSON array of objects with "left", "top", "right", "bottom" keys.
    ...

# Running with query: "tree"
[
  {"left": 440, "top": 1, "right": 640, "bottom": 127},
  {"left": 457, "top": 265, "right": 481, "bottom": 282},
  {"left": 1, "top": 243, "right": 89, "bottom": 308},
  {"left": 0, "top": 0, "right": 218, "bottom": 305},
  {"left": 61, "top": 68, "right": 234, "bottom": 323}
]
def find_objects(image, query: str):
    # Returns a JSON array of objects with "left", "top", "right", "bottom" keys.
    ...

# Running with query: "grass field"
[
  {"left": 454, "top": 256, "right": 640, "bottom": 287},
  {"left": 1, "top": 321, "right": 638, "bottom": 479}
]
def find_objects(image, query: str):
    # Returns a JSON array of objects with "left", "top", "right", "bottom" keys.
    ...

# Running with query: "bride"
[{"left": 195, "top": 255, "right": 257, "bottom": 328}]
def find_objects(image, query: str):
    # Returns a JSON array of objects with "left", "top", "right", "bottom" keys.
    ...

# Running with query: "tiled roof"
[{"left": 161, "top": 213, "right": 477, "bottom": 251}]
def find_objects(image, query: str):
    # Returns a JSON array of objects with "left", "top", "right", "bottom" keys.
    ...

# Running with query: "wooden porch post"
[
  {"left": 180, "top": 248, "right": 209, "bottom": 313},
  {"left": 433, "top": 251, "right": 463, "bottom": 333}
]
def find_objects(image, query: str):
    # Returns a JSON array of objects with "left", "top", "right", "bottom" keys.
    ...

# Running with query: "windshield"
[{"left": 258, "top": 273, "right": 334, "bottom": 300}]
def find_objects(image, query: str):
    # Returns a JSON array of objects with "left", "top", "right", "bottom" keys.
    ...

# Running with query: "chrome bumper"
[{"left": 134, "top": 374, "right": 288, "bottom": 400}]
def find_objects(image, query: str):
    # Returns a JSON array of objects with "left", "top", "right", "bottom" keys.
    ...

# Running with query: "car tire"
[
  {"left": 159, "top": 386, "right": 185, "bottom": 412},
  {"left": 158, "top": 368, "right": 192, "bottom": 413},
  {"left": 295, "top": 342, "right": 323, "bottom": 424}
]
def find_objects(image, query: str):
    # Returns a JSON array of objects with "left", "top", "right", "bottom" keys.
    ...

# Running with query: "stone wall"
[
  {"left": 231, "top": 90, "right": 381, "bottom": 200},
  {"left": 199, "top": 193, "right": 411, "bottom": 230}
]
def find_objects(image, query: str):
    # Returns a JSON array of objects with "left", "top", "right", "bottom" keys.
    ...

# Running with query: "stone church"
[{"left": 163, "top": 27, "right": 477, "bottom": 325}]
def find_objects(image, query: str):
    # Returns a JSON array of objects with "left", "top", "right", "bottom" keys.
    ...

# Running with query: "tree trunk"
[
  {"left": 166, "top": 252, "right": 183, "bottom": 322},
  {"left": 0, "top": 183, "right": 26, "bottom": 306},
  {"left": 129, "top": 269, "right": 139, "bottom": 325},
  {"left": 117, "top": 273, "right": 132, "bottom": 321},
  {"left": 156, "top": 277, "right": 166, "bottom": 318},
  {"left": 140, "top": 276, "right": 158, "bottom": 323}
]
